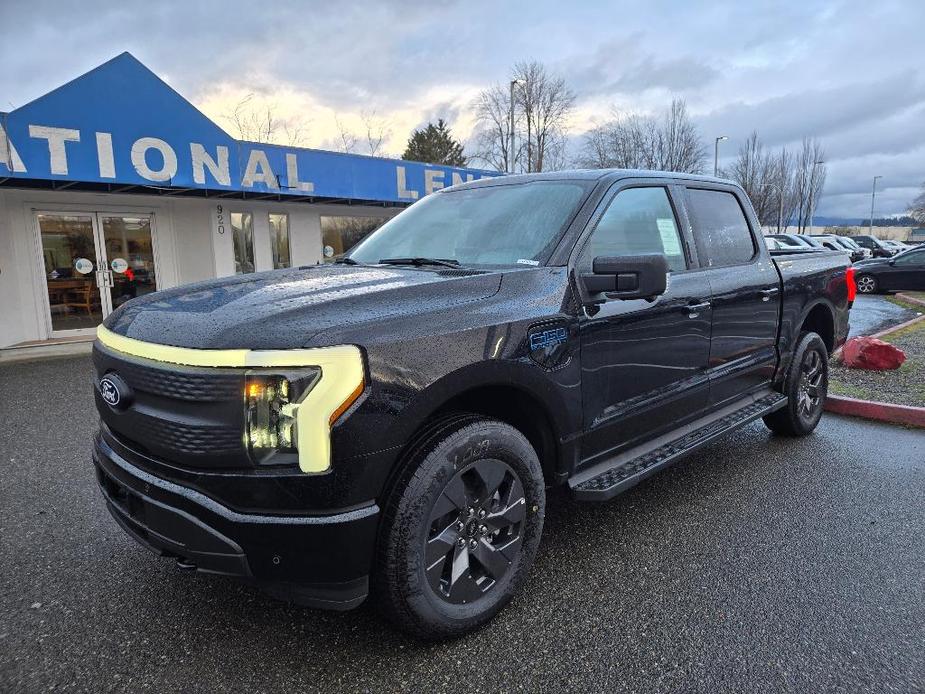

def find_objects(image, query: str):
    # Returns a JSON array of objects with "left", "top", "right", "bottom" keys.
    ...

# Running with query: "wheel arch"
[
  {"left": 799, "top": 300, "right": 836, "bottom": 353},
  {"left": 377, "top": 362, "right": 576, "bottom": 506}
]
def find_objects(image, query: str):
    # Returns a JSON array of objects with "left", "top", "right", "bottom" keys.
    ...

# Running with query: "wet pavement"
[
  {"left": 848, "top": 295, "right": 921, "bottom": 337},
  {"left": 2, "top": 356, "right": 924, "bottom": 693}
]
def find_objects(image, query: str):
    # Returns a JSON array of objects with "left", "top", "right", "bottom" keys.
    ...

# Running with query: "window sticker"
[
  {"left": 656, "top": 219, "right": 682, "bottom": 256},
  {"left": 74, "top": 258, "right": 93, "bottom": 274},
  {"left": 110, "top": 257, "right": 128, "bottom": 273}
]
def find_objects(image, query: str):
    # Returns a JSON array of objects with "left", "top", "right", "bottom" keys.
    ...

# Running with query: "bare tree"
[
  {"left": 471, "top": 60, "right": 575, "bottom": 173},
  {"left": 724, "top": 131, "right": 789, "bottom": 228},
  {"left": 909, "top": 182, "right": 925, "bottom": 223},
  {"left": 333, "top": 115, "right": 358, "bottom": 154},
  {"left": 361, "top": 110, "right": 391, "bottom": 157},
  {"left": 332, "top": 112, "right": 391, "bottom": 157},
  {"left": 224, "top": 94, "right": 309, "bottom": 146},
  {"left": 577, "top": 99, "right": 706, "bottom": 173},
  {"left": 513, "top": 60, "right": 576, "bottom": 172},
  {"left": 793, "top": 138, "right": 827, "bottom": 232},
  {"left": 472, "top": 82, "right": 516, "bottom": 173}
]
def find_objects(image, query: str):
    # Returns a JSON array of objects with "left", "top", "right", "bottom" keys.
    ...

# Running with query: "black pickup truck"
[{"left": 91, "top": 170, "right": 852, "bottom": 639}]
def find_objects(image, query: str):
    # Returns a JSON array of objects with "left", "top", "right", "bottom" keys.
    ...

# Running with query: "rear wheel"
[
  {"left": 375, "top": 416, "right": 545, "bottom": 640},
  {"left": 763, "top": 332, "right": 828, "bottom": 436},
  {"left": 856, "top": 274, "right": 878, "bottom": 294}
]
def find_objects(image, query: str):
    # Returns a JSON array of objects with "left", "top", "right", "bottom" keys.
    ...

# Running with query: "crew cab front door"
[{"left": 575, "top": 184, "right": 713, "bottom": 465}]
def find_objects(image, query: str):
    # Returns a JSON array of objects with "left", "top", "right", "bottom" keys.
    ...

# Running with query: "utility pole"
[
  {"left": 869, "top": 175, "right": 882, "bottom": 236},
  {"left": 508, "top": 79, "right": 522, "bottom": 174},
  {"left": 714, "top": 136, "right": 728, "bottom": 177}
]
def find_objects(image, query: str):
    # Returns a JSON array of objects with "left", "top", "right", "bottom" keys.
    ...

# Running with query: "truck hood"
[{"left": 104, "top": 264, "right": 503, "bottom": 349}]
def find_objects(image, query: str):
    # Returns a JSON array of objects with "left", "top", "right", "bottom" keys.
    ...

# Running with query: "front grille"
[{"left": 93, "top": 342, "right": 250, "bottom": 468}]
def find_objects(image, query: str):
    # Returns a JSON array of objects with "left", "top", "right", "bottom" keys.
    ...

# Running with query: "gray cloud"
[{"left": 2, "top": 0, "right": 924, "bottom": 216}]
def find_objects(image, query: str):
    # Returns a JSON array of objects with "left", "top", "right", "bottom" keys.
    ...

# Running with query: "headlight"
[{"left": 244, "top": 369, "right": 320, "bottom": 465}]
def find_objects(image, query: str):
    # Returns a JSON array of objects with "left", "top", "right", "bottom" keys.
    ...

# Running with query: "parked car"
[
  {"left": 811, "top": 234, "right": 868, "bottom": 262},
  {"left": 768, "top": 233, "right": 818, "bottom": 250},
  {"left": 852, "top": 235, "right": 895, "bottom": 258},
  {"left": 91, "top": 170, "right": 852, "bottom": 639},
  {"left": 853, "top": 246, "right": 925, "bottom": 293},
  {"left": 834, "top": 236, "right": 873, "bottom": 259},
  {"left": 883, "top": 239, "right": 910, "bottom": 254}
]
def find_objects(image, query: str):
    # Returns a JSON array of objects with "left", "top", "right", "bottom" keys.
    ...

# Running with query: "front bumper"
[{"left": 93, "top": 433, "right": 379, "bottom": 610}]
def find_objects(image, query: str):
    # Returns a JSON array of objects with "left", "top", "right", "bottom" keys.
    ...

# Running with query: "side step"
[{"left": 569, "top": 392, "right": 787, "bottom": 501}]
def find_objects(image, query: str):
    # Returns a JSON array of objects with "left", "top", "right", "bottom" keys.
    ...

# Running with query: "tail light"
[{"left": 845, "top": 266, "right": 856, "bottom": 301}]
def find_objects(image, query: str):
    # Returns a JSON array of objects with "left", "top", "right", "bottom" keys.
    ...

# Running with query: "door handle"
[
  {"left": 760, "top": 287, "right": 780, "bottom": 302},
  {"left": 686, "top": 301, "right": 710, "bottom": 317}
]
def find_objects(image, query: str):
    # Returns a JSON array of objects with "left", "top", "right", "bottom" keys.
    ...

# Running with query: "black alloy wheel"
[
  {"left": 763, "top": 331, "right": 828, "bottom": 436},
  {"left": 424, "top": 459, "right": 525, "bottom": 604},
  {"left": 797, "top": 348, "right": 825, "bottom": 420},
  {"left": 375, "top": 415, "right": 545, "bottom": 640}
]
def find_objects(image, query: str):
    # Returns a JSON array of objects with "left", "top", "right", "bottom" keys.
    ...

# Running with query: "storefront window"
[
  {"left": 231, "top": 212, "right": 255, "bottom": 274},
  {"left": 269, "top": 213, "right": 291, "bottom": 269},
  {"left": 320, "top": 216, "right": 388, "bottom": 262}
]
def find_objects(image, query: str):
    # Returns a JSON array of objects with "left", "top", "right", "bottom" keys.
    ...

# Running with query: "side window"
[
  {"left": 686, "top": 189, "right": 756, "bottom": 267},
  {"left": 581, "top": 187, "right": 686, "bottom": 273},
  {"left": 894, "top": 251, "right": 924, "bottom": 266}
]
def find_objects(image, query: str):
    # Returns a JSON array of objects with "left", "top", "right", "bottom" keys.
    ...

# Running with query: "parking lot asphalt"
[
  {"left": 1, "top": 356, "right": 923, "bottom": 694},
  {"left": 848, "top": 295, "right": 921, "bottom": 338}
]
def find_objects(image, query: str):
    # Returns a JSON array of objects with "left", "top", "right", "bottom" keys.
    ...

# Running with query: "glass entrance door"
[
  {"left": 36, "top": 212, "right": 158, "bottom": 336},
  {"left": 100, "top": 215, "right": 158, "bottom": 313}
]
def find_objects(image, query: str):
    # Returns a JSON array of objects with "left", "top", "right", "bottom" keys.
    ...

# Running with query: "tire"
[
  {"left": 856, "top": 274, "right": 878, "bottom": 294},
  {"left": 763, "top": 332, "right": 829, "bottom": 436},
  {"left": 375, "top": 415, "right": 545, "bottom": 640}
]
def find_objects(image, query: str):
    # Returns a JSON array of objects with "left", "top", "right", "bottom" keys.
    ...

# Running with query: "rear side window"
[
  {"left": 686, "top": 189, "right": 756, "bottom": 267},
  {"left": 581, "top": 186, "right": 686, "bottom": 273}
]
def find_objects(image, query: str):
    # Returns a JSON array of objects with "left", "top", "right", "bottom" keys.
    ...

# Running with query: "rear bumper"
[{"left": 93, "top": 433, "right": 379, "bottom": 610}]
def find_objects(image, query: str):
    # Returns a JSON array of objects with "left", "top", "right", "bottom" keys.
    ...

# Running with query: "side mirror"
[
  {"left": 888, "top": 258, "right": 896, "bottom": 265},
  {"left": 582, "top": 254, "right": 669, "bottom": 301}
]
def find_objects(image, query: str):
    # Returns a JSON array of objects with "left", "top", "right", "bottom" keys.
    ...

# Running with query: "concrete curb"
[
  {"left": 825, "top": 309, "right": 925, "bottom": 428},
  {"left": 868, "top": 312, "right": 925, "bottom": 340},
  {"left": 825, "top": 395, "right": 925, "bottom": 428},
  {"left": 895, "top": 292, "right": 925, "bottom": 309}
]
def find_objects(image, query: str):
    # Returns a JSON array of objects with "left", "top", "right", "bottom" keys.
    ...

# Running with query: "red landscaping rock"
[{"left": 840, "top": 336, "right": 906, "bottom": 370}]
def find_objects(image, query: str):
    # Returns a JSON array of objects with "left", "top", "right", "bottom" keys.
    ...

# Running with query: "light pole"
[
  {"left": 869, "top": 175, "right": 882, "bottom": 236},
  {"left": 714, "top": 136, "right": 728, "bottom": 177},
  {"left": 807, "top": 159, "right": 824, "bottom": 233},
  {"left": 508, "top": 79, "right": 523, "bottom": 174}
]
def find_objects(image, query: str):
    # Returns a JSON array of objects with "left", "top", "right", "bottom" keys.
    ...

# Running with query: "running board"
[{"left": 569, "top": 392, "right": 787, "bottom": 501}]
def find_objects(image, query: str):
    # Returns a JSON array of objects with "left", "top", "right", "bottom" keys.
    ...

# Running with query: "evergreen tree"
[{"left": 402, "top": 119, "right": 467, "bottom": 166}]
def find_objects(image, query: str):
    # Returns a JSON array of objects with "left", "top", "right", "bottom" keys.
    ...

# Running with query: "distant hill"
[{"left": 812, "top": 215, "right": 919, "bottom": 227}]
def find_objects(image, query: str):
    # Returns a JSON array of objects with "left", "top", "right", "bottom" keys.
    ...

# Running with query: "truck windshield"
[{"left": 347, "top": 181, "right": 589, "bottom": 267}]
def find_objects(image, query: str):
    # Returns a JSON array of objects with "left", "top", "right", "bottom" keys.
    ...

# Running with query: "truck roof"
[{"left": 448, "top": 168, "right": 734, "bottom": 190}]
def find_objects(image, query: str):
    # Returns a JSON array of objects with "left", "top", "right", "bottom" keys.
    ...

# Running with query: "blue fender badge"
[{"left": 529, "top": 327, "right": 568, "bottom": 351}]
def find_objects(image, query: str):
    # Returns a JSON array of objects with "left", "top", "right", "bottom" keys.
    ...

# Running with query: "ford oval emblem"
[{"left": 99, "top": 374, "right": 132, "bottom": 410}]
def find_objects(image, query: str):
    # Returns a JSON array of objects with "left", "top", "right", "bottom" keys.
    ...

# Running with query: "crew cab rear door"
[
  {"left": 574, "top": 181, "right": 713, "bottom": 463},
  {"left": 682, "top": 185, "right": 780, "bottom": 406}
]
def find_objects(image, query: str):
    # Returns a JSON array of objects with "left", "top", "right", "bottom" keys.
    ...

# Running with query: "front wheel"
[
  {"left": 375, "top": 416, "right": 545, "bottom": 640},
  {"left": 763, "top": 332, "right": 829, "bottom": 436},
  {"left": 856, "top": 274, "right": 878, "bottom": 294}
]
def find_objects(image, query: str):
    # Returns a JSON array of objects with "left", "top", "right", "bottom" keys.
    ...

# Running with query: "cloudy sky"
[{"left": 2, "top": 0, "right": 923, "bottom": 217}]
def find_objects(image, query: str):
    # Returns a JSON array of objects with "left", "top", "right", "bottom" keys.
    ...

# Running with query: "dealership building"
[{"left": 0, "top": 53, "right": 494, "bottom": 355}]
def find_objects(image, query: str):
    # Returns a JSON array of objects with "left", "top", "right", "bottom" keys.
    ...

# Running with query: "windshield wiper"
[
  {"left": 378, "top": 257, "right": 460, "bottom": 268},
  {"left": 334, "top": 257, "right": 359, "bottom": 265}
]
